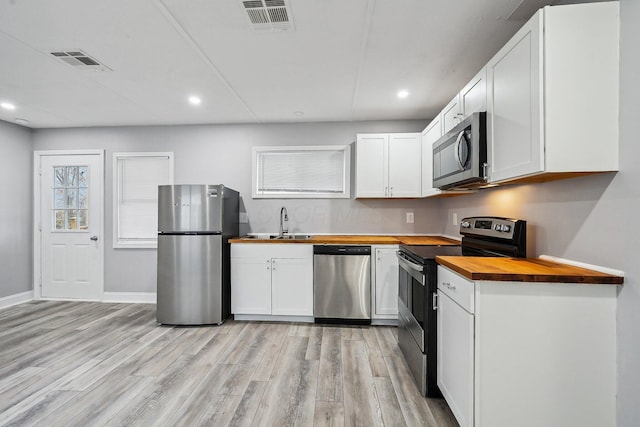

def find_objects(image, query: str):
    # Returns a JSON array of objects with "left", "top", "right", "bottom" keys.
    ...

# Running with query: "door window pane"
[{"left": 52, "top": 165, "right": 89, "bottom": 231}]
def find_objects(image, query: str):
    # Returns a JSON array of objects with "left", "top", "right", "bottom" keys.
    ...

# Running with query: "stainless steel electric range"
[{"left": 396, "top": 216, "right": 527, "bottom": 397}]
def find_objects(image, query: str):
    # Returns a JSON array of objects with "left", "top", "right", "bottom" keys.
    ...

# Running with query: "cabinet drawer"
[{"left": 437, "top": 266, "right": 475, "bottom": 313}]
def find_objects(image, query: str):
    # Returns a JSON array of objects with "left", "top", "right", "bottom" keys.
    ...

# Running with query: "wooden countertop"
[
  {"left": 436, "top": 256, "right": 623, "bottom": 285},
  {"left": 229, "top": 235, "right": 460, "bottom": 246}
]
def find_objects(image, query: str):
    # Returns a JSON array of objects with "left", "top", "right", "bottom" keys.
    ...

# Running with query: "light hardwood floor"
[{"left": 0, "top": 301, "right": 458, "bottom": 427}]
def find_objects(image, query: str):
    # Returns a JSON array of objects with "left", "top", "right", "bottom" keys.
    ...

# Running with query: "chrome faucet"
[{"left": 279, "top": 206, "right": 289, "bottom": 237}]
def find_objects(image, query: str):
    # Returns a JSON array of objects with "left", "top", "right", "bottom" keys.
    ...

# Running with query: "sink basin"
[
  {"left": 270, "top": 234, "right": 313, "bottom": 240},
  {"left": 244, "top": 233, "right": 313, "bottom": 240}
]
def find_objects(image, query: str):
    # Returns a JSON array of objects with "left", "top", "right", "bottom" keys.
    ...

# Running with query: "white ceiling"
[{"left": 0, "top": 0, "right": 577, "bottom": 129}]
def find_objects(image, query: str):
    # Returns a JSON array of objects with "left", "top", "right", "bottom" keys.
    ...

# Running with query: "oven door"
[{"left": 397, "top": 251, "right": 426, "bottom": 351}]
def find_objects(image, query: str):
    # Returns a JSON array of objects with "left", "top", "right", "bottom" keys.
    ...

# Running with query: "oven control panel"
[{"left": 459, "top": 216, "right": 523, "bottom": 239}]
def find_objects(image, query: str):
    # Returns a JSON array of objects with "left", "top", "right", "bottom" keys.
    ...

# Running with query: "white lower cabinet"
[
  {"left": 437, "top": 265, "right": 617, "bottom": 427},
  {"left": 437, "top": 267, "right": 475, "bottom": 427},
  {"left": 372, "top": 245, "right": 399, "bottom": 320},
  {"left": 231, "top": 244, "right": 313, "bottom": 318}
]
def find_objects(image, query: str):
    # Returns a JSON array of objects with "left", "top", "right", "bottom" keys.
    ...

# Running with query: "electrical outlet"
[
  {"left": 406, "top": 212, "right": 414, "bottom": 224},
  {"left": 452, "top": 212, "right": 458, "bottom": 226},
  {"left": 239, "top": 212, "right": 249, "bottom": 223}
]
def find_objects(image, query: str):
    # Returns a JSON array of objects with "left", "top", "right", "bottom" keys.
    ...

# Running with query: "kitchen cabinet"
[
  {"left": 231, "top": 244, "right": 313, "bottom": 318},
  {"left": 355, "top": 133, "right": 421, "bottom": 198},
  {"left": 437, "top": 265, "right": 617, "bottom": 427},
  {"left": 421, "top": 117, "right": 442, "bottom": 197},
  {"left": 441, "top": 95, "right": 462, "bottom": 134},
  {"left": 440, "top": 67, "right": 487, "bottom": 136},
  {"left": 372, "top": 245, "right": 398, "bottom": 321},
  {"left": 460, "top": 67, "right": 486, "bottom": 119},
  {"left": 485, "top": 2, "right": 619, "bottom": 184}
]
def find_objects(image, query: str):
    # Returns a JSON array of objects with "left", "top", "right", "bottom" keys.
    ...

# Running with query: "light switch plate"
[
  {"left": 239, "top": 212, "right": 248, "bottom": 223},
  {"left": 406, "top": 212, "right": 414, "bottom": 224}
]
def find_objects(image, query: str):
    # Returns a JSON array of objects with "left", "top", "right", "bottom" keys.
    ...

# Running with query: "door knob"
[{"left": 90, "top": 236, "right": 99, "bottom": 241}]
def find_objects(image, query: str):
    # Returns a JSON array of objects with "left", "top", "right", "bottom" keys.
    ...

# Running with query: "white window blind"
[
  {"left": 113, "top": 153, "right": 173, "bottom": 248},
  {"left": 253, "top": 145, "right": 351, "bottom": 198}
]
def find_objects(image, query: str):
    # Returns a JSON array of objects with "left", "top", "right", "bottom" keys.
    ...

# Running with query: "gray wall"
[
  {"left": 0, "top": 120, "right": 32, "bottom": 298},
  {"left": 439, "top": 1, "right": 640, "bottom": 423},
  {"left": 32, "top": 119, "right": 442, "bottom": 293}
]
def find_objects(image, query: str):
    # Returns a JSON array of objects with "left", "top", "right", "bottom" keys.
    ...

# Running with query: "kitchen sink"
[
  {"left": 244, "top": 234, "right": 314, "bottom": 240},
  {"left": 271, "top": 234, "right": 313, "bottom": 240}
]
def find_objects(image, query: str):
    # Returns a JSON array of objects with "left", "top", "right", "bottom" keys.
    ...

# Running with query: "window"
[
  {"left": 113, "top": 153, "right": 173, "bottom": 248},
  {"left": 53, "top": 165, "right": 89, "bottom": 231},
  {"left": 252, "top": 145, "right": 351, "bottom": 198}
]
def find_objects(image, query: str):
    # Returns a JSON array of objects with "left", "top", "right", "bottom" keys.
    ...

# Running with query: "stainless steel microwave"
[{"left": 432, "top": 112, "right": 487, "bottom": 189}]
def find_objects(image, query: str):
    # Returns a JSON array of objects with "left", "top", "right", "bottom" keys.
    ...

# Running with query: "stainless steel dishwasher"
[{"left": 313, "top": 245, "right": 371, "bottom": 323}]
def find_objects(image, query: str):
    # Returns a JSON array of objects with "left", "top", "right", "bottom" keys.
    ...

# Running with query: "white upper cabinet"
[
  {"left": 460, "top": 67, "right": 487, "bottom": 118},
  {"left": 486, "top": 2, "right": 619, "bottom": 184},
  {"left": 356, "top": 133, "right": 421, "bottom": 198},
  {"left": 421, "top": 117, "right": 442, "bottom": 197},
  {"left": 441, "top": 67, "right": 487, "bottom": 136},
  {"left": 441, "top": 95, "right": 463, "bottom": 134}
]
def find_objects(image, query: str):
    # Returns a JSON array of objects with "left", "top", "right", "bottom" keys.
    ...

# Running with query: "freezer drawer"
[
  {"left": 157, "top": 234, "right": 224, "bottom": 325},
  {"left": 158, "top": 184, "right": 224, "bottom": 233}
]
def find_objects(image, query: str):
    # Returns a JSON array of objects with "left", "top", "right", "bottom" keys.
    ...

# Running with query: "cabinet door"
[
  {"left": 388, "top": 133, "right": 421, "bottom": 198},
  {"left": 421, "top": 117, "right": 442, "bottom": 197},
  {"left": 461, "top": 67, "right": 486, "bottom": 118},
  {"left": 231, "top": 257, "right": 272, "bottom": 314},
  {"left": 271, "top": 258, "right": 313, "bottom": 316},
  {"left": 486, "top": 13, "right": 543, "bottom": 183},
  {"left": 373, "top": 248, "right": 399, "bottom": 318},
  {"left": 438, "top": 291, "right": 474, "bottom": 427},
  {"left": 442, "top": 95, "right": 462, "bottom": 134},
  {"left": 356, "top": 134, "right": 388, "bottom": 198}
]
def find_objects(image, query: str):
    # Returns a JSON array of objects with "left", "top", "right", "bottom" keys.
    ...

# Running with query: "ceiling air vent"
[
  {"left": 241, "top": 0, "right": 294, "bottom": 31},
  {"left": 50, "top": 50, "right": 111, "bottom": 71}
]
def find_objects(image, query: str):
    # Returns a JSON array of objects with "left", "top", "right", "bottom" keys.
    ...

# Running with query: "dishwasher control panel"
[{"left": 313, "top": 245, "right": 371, "bottom": 255}]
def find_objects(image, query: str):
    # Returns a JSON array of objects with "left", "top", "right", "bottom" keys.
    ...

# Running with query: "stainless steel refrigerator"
[{"left": 156, "top": 184, "right": 239, "bottom": 325}]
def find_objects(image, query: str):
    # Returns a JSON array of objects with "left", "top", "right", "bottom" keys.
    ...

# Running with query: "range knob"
[
  {"left": 501, "top": 224, "right": 511, "bottom": 232},
  {"left": 494, "top": 224, "right": 501, "bottom": 231},
  {"left": 461, "top": 221, "right": 471, "bottom": 228}
]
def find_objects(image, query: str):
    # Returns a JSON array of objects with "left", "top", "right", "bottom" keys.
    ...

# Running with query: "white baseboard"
[
  {"left": 102, "top": 292, "right": 157, "bottom": 304},
  {"left": 0, "top": 290, "right": 34, "bottom": 309}
]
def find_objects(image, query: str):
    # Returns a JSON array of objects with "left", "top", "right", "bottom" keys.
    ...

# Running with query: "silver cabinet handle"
[
  {"left": 389, "top": 186, "right": 393, "bottom": 197},
  {"left": 433, "top": 293, "right": 438, "bottom": 310},
  {"left": 90, "top": 236, "right": 98, "bottom": 241},
  {"left": 442, "top": 281, "right": 456, "bottom": 290}
]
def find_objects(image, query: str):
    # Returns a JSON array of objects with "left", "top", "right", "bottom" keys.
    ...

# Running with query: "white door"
[
  {"left": 355, "top": 134, "right": 388, "bottom": 198},
  {"left": 39, "top": 153, "right": 104, "bottom": 299},
  {"left": 230, "top": 256, "right": 272, "bottom": 315},
  {"left": 388, "top": 133, "right": 421, "bottom": 198},
  {"left": 271, "top": 258, "right": 313, "bottom": 316},
  {"left": 373, "top": 247, "right": 399, "bottom": 318}
]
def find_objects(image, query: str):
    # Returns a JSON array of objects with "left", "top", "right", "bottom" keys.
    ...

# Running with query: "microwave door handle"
[{"left": 454, "top": 130, "right": 465, "bottom": 171}]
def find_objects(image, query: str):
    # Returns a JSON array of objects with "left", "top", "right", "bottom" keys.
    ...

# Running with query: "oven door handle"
[{"left": 396, "top": 251, "right": 425, "bottom": 286}]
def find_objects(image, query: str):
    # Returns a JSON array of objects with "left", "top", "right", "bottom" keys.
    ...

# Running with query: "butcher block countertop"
[
  {"left": 229, "top": 235, "right": 460, "bottom": 245},
  {"left": 436, "top": 256, "right": 624, "bottom": 285}
]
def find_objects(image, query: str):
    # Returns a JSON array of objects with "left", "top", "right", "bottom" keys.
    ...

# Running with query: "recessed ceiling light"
[
  {"left": 188, "top": 96, "right": 201, "bottom": 106},
  {"left": 293, "top": 111, "right": 304, "bottom": 117},
  {"left": 1, "top": 102, "right": 16, "bottom": 110},
  {"left": 15, "top": 118, "right": 29, "bottom": 126},
  {"left": 397, "top": 90, "right": 409, "bottom": 99}
]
